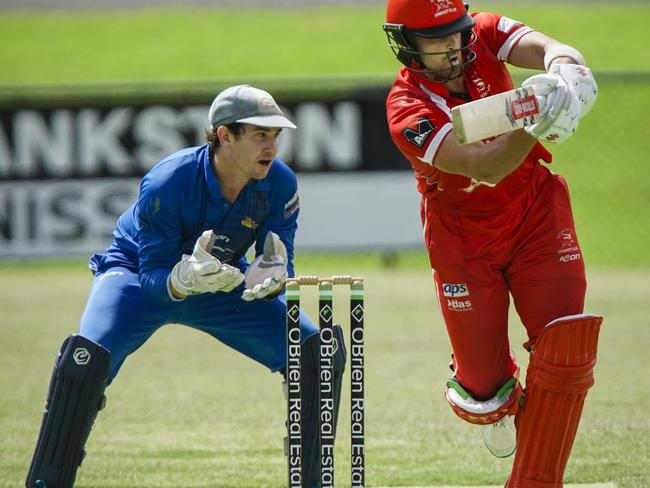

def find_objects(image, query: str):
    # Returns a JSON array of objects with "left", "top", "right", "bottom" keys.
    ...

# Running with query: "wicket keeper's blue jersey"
[{"left": 90, "top": 144, "right": 301, "bottom": 304}]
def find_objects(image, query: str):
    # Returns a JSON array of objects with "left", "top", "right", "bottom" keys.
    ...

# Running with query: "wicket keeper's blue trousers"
[{"left": 78, "top": 265, "right": 318, "bottom": 382}]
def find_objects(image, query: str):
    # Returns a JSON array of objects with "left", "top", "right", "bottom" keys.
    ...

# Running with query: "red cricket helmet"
[{"left": 383, "top": 0, "right": 477, "bottom": 79}]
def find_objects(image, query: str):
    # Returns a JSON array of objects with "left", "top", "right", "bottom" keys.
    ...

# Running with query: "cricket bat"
[{"left": 451, "top": 86, "right": 540, "bottom": 144}]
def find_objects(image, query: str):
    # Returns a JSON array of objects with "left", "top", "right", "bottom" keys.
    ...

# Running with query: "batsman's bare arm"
[
  {"left": 435, "top": 130, "right": 536, "bottom": 184},
  {"left": 434, "top": 32, "right": 582, "bottom": 184},
  {"left": 508, "top": 31, "right": 584, "bottom": 70}
]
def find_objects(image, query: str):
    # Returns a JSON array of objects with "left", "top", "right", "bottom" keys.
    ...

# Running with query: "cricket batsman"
[
  {"left": 25, "top": 85, "right": 345, "bottom": 488},
  {"left": 382, "top": 0, "right": 602, "bottom": 486}
]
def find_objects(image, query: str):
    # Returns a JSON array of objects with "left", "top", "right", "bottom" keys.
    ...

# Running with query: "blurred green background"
[
  {"left": 1, "top": 3, "right": 649, "bottom": 82},
  {"left": 1, "top": 1, "right": 649, "bottom": 266}
]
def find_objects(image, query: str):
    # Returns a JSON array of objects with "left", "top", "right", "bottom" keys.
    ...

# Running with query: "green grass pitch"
[{"left": 1, "top": 261, "right": 648, "bottom": 487}]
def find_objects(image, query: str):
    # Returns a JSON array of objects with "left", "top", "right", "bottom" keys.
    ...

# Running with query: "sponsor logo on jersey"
[
  {"left": 556, "top": 228, "right": 580, "bottom": 254},
  {"left": 471, "top": 71, "right": 491, "bottom": 99},
  {"left": 559, "top": 253, "right": 582, "bottom": 263},
  {"left": 442, "top": 283, "right": 469, "bottom": 297},
  {"left": 402, "top": 117, "right": 435, "bottom": 148},
  {"left": 447, "top": 299, "right": 473, "bottom": 311},
  {"left": 284, "top": 192, "right": 300, "bottom": 219},
  {"left": 557, "top": 228, "right": 576, "bottom": 248},
  {"left": 241, "top": 217, "right": 259, "bottom": 229}
]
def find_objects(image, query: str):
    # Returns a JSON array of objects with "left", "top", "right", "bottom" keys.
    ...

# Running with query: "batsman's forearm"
[
  {"left": 466, "top": 130, "right": 538, "bottom": 184},
  {"left": 436, "top": 128, "right": 538, "bottom": 183}
]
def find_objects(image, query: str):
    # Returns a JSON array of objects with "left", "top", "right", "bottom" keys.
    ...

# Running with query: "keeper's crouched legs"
[{"left": 26, "top": 335, "right": 110, "bottom": 488}]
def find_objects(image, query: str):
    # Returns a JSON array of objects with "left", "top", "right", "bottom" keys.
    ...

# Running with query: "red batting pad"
[{"left": 506, "top": 314, "right": 603, "bottom": 488}]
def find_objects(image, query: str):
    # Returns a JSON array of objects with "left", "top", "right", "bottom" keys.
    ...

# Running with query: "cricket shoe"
[{"left": 481, "top": 415, "right": 516, "bottom": 458}]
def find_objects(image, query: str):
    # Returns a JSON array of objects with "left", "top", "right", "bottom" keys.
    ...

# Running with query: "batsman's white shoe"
[{"left": 481, "top": 415, "right": 516, "bottom": 458}]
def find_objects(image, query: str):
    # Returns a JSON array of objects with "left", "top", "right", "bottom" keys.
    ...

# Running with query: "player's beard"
[
  {"left": 421, "top": 50, "right": 465, "bottom": 82},
  {"left": 425, "top": 60, "right": 464, "bottom": 83},
  {"left": 435, "top": 63, "right": 464, "bottom": 82}
]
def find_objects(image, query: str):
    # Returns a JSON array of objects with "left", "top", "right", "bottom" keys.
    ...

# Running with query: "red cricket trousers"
[{"left": 423, "top": 166, "right": 587, "bottom": 400}]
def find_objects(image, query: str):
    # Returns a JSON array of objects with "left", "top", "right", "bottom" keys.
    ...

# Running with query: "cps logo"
[{"left": 442, "top": 283, "right": 469, "bottom": 297}]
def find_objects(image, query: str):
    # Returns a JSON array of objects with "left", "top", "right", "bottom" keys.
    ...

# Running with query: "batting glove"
[
  {"left": 522, "top": 73, "right": 581, "bottom": 144},
  {"left": 549, "top": 63, "right": 598, "bottom": 117}
]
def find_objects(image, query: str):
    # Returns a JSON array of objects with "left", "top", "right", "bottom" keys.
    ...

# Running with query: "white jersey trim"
[
  {"left": 418, "top": 83, "right": 452, "bottom": 118},
  {"left": 497, "top": 26, "right": 533, "bottom": 62},
  {"left": 497, "top": 16, "right": 521, "bottom": 34},
  {"left": 418, "top": 122, "right": 452, "bottom": 165},
  {"left": 416, "top": 82, "right": 453, "bottom": 165}
]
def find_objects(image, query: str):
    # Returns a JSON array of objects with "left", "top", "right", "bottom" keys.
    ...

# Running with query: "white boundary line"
[{"left": 373, "top": 484, "right": 617, "bottom": 488}]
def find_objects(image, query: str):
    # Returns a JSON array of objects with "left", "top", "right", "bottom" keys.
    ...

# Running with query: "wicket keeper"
[
  {"left": 25, "top": 85, "right": 345, "bottom": 488},
  {"left": 383, "top": 0, "right": 602, "bottom": 486}
]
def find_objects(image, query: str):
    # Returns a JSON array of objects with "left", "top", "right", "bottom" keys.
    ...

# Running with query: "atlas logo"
[
  {"left": 442, "top": 283, "right": 469, "bottom": 297},
  {"left": 73, "top": 347, "right": 91, "bottom": 365},
  {"left": 447, "top": 299, "right": 473, "bottom": 311}
]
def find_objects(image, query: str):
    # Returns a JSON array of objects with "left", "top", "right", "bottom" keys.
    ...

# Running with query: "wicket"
[{"left": 286, "top": 275, "right": 365, "bottom": 488}]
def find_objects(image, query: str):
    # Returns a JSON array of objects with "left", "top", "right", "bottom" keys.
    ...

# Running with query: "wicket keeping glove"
[
  {"left": 169, "top": 230, "right": 244, "bottom": 298},
  {"left": 241, "top": 232, "right": 288, "bottom": 301}
]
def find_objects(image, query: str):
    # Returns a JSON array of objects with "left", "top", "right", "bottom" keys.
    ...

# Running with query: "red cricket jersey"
[{"left": 386, "top": 12, "right": 552, "bottom": 215}]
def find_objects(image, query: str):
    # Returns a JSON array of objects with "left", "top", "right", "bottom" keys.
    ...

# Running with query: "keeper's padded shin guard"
[
  {"left": 506, "top": 314, "right": 602, "bottom": 488},
  {"left": 26, "top": 335, "right": 110, "bottom": 488},
  {"left": 301, "top": 325, "right": 347, "bottom": 488}
]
